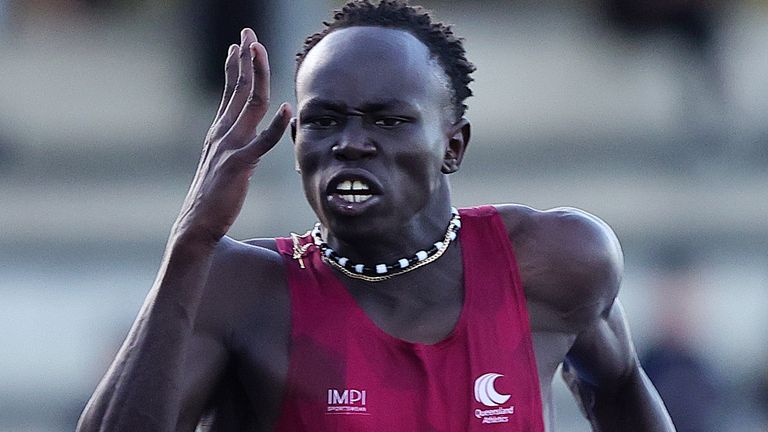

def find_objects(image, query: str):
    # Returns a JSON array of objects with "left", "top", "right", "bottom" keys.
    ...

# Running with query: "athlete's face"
[{"left": 294, "top": 26, "right": 469, "bottom": 238}]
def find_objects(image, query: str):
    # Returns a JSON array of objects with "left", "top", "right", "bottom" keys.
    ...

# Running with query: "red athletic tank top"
[{"left": 274, "top": 206, "right": 544, "bottom": 431}]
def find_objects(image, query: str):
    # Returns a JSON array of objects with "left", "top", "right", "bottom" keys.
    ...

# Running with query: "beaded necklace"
[{"left": 307, "top": 207, "right": 461, "bottom": 282}]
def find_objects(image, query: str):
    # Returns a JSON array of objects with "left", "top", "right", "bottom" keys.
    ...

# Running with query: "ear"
[
  {"left": 441, "top": 117, "right": 471, "bottom": 174},
  {"left": 290, "top": 117, "right": 300, "bottom": 173}
]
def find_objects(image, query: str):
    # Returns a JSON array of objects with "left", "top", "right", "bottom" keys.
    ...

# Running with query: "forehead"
[{"left": 296, "top": 26, "right": 450, "bottom": 110}]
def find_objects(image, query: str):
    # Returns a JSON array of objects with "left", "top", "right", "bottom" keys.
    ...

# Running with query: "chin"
[{"left": 321, "top": 208, "right": 396, "bottom": 242}]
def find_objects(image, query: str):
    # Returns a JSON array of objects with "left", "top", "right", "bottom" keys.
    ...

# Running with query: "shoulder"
[
  {"left": 195, "top": 236, "right": 289, "bottom": 339},
  {"left": 494, "top": 204, "right": 623, "bottom": 326},
  {"left": 212, "top": 235, "right": 281, "bottom": 267},
  {"left": 206, "top": 235, "right": 285, "bottom": 287}
]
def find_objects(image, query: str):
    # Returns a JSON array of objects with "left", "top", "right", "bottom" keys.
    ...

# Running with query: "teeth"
[
  {"left": 339, "top": 194, "right": 372, "bottom": 203},
  {"left": 332, "top": 178, "right": 374, "bottom": 204},
  {"left": 337, "top": 179, "right": 370, "bottom": 191}
]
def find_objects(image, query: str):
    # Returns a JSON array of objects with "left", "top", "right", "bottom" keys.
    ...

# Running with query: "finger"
[
  {"left": 217, "top": 28, "right": 257, "bottom": 134},
  {"left": 227, "top": 42, "right": 271, "bottom": 143},
  {"left": 204, "top": 44, "right": 240, "bottom": 150},
  {"left": 248, "top": 41, "right": 271, "bottom": 122},
  {"left": 213, "top": 44, "right": 240, "bottom": 125},
  {"left": 235, "top": 103, "right": 291, "bottom": 162}
]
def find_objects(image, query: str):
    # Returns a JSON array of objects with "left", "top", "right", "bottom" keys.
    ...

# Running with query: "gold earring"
[{"left": 441, "top": 159, "right": 457, "bottom": 174}]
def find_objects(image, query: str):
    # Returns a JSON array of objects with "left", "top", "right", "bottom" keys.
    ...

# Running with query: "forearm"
[
  {"left": 77, "top": 232, "right": 219, "bottom": 432},
  {"left": 588, "top": 366, "right": 675, "bottom": 432}
]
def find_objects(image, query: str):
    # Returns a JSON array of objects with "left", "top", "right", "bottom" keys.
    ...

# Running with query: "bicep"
[
  {"left": 175, "top": 249, "right": 250, "bottom": 431},
  {"left": 565, "top": 299, "right": 639, "bottom": 390},
  {"left": 174, "top": 244, "right": 239, "bottom": 431},
  {"left": 175, "top": 331, "right": 230, "bottom": 431}
]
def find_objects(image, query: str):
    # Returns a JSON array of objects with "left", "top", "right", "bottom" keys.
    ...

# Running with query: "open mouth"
[
  {"left": 333, "top": 179, "right": 374, "bottom": 203},
  {"left": 325, "top": 172, "right": 384, "bottom": 215}
]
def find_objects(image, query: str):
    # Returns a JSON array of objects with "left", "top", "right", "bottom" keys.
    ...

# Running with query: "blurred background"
[{"left": 1, "top": 0, "right": 766, "bottom": 431}]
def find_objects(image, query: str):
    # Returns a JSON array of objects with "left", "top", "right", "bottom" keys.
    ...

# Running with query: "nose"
[{"left": 332, "top": 119, "right": 377, "bottom": 161}]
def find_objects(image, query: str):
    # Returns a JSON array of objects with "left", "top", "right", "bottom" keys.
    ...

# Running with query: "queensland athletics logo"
[{"left": 473, "top": 373, "right": 515, "bottom": 424}]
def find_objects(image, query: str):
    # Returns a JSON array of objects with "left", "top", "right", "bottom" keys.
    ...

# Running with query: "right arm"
[{"left": 76, "top": 28, "right": 291, "bottom": 432}]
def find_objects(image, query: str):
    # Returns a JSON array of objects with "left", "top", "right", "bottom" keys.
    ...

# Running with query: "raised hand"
[
  {"left": 175, "top": 28, "right": 291, "bottom": 244},
  {"left": 76, "top": 28, "right": 292, "bottom": 432}
]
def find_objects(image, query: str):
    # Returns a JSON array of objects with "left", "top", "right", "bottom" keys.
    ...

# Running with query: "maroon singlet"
[{"left": 274, "top": 206, "right": 544, "bottom": 431}]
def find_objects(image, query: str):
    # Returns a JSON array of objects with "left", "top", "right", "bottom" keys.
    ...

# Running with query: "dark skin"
[{"left": 77, "top": 26, "right": 675, "bottom": 432}]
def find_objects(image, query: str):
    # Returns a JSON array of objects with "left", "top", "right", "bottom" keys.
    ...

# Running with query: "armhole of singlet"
[{"left": 487, "top": 206, "right": 547, "bottom": 431}]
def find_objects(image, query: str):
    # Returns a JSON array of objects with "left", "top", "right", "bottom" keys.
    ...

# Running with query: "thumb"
[{"left": 236, "top": 103, "right": 292, "bottom": 163}]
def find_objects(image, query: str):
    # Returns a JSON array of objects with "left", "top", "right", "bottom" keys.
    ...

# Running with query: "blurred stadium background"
[{"left": 1, "top": 0, "right": 766, "bottom": 431}]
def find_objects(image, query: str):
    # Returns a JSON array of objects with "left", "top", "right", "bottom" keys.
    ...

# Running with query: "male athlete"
[{"left": 77, "top": 1, "right": 675, "bottom": 431}]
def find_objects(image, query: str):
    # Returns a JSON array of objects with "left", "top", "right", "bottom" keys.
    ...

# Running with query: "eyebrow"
[{"left": 299, "top": 97, "right": 417, "bottom": 115}]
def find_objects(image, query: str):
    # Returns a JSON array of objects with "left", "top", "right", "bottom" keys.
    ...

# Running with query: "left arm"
[
  {"left": 499, "top": 205, "right": 675, "bottom": 431},
  {"left": 539, "top": 207, "right": 674, "bottom": 431},
  {"left": 563, "top": 299, "right": 676, "bottom": 431}
]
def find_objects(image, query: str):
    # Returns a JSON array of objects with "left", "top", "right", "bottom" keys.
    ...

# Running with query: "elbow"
[
  {"left": 598, "top": 359, "right": 644, "bottom": 398},
  {"left": 75, "top": 408, "right": 101, "bottom": 432},
  {"left": 75, "top": 394, "right": 112, "bottom": 432},
  {"left": 77, "top": 402, "right": 175, "bottom": 432}
]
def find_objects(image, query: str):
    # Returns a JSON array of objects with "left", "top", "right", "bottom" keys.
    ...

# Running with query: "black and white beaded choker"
[{"left": 310, "top": 207, "right": 461, "bottom": 282}]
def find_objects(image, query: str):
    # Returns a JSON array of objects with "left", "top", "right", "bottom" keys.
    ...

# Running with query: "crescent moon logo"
[{"left": 473, "top": 373, "right": 511, "bottom": 407}]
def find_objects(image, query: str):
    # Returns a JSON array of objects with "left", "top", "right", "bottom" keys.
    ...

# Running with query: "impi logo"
[
  {"left": 473, "top": 373, "right": 515, "bottom": 424},
  {"left": 326, "top": 388, "right": 368, "bottom": 415}
]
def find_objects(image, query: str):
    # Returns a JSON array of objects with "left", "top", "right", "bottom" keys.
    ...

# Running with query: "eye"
[
  {"left": 305, "top": 116, "right": 338, "bottom": 129},
  {"left": 374, "top": 117, "right": 407, "bottom": 128}
]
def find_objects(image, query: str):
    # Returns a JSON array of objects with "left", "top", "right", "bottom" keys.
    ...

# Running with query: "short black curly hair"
[{"left": 296, "top": 0, "right": 476, "bottom": 118}]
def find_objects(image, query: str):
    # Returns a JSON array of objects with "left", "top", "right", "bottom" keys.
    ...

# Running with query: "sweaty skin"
[{"left": 76, "top": 26, "right": 675, "bottom": 432}]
